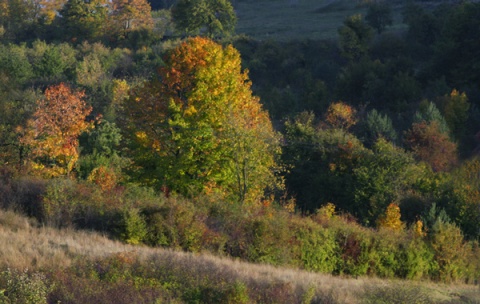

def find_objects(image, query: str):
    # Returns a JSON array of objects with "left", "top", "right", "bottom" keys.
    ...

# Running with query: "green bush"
[
  {"left": 119, "top": 208, "right": 147, "bottom": 245},
  {"left": 429, "top": 220, "right": 467, "bottom": 282},
  {"left": 0, "top": 269, "right": 50, "bottom": 304},
  {"left": 396, "top": 238, "right": 434, "bottom": 280},
  {"left": 294, "top": 220, "right": 340, "bottom": 273}
]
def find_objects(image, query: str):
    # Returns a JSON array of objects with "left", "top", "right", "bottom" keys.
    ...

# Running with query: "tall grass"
[{"left": 1, "top": 209, "right": 479, "bottom": 303}]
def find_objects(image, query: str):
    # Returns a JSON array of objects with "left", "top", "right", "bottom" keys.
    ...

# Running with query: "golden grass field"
[{"left": 1, "top": 209, "right": 479, "bottom": 303}]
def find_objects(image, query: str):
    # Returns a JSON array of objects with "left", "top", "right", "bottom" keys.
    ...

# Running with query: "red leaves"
[
  {"left": 22, "top": 83, "right": 93, "bottom": 176},
  {"left": 404, "top": 121, "right": 458, "bottom": 172}
]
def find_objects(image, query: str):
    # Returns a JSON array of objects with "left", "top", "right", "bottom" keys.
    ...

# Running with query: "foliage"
[
  {"left": 0, "top": 269, "right": 50, "bottom": 304},
  {"left": 338, "top": 14, "right": 373, "bottom": 61},
  {"left": 172, "top": 0, "right": 237, "bottom": 37},
  {"left": 439, "top": 89, "right": 470, "bottom": 142},
  {"left": 404, "top": 121, "right": 457, "bottom": 172},
  {"left": 352, "top": 138, "right": 416, "bottom": 225},
  {"left": 361, "top": 109, "right": 397, "bottom": 146},
  {"left": 430, "top": 219, "right": 467, "bottom": 282},
  {"left": 21, "top": 83, "right": 94, "bottom": 177},
  {"left": 413, "top": 100, "right": 449, "bottom": 135},
  {"left": 365, "top": 2, "right": 393, "bottom": 34},
  {"left": 123, "top": 37, "right": 282, "bottom": 203},
  {"left": 58, "top": 0, "right": 110, "bottom": 42},
  {"left": 325, "top": 101, "right": 357, "bottom": 130},
  {"left": 377, "top": 203, "right": 404, "bottom": 231},
  {"left": 109, "top": 0, "right": 154, "bottom": 40},
  {"left": 119, "top": 207, "right": 147, "bottom": 245}
]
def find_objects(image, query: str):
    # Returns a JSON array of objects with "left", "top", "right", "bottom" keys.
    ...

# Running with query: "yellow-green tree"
[
  {"left": 123, "top": 37, "right": 282, "bottom": 203},
  {"left": 377, "top": 203, "right": 404, "bottom": 231},
  {"left": 21, "top": 83, "right": 93, "bottom": 177},
  {"left": 109, "top": 0, "right": 154, "bottom": 39}
]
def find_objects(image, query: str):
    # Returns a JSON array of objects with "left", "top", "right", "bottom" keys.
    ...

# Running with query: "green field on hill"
[{"left": 234, "top": 0, "right": 406, "bottom": 41}]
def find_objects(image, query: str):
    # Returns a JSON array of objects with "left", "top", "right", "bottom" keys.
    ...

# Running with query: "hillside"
[
  {"left": 234, "top": 0, "right": 404, "bottom": 41},
  {"left": 1, "top": 209, "right": 479, "bottom": 303}
]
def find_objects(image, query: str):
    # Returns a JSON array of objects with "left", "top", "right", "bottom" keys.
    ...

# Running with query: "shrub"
[
  {"left": 119, "top": 208, "right": 147, "bottom": 245},
  {"left": 396, "top": 238, "right": 434, "bottom": 280},
  {"left": 294, "top": 220, "right": 341, "bottom": 273},
  {"left": 0, "top": 269, "right": 50, "bottom": 304},
  {"left": 429, "top": 219, "right": 467, "bottom": 282}
]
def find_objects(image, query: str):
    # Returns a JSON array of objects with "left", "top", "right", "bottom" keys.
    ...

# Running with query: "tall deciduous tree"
[
  {"left": 172, "top": 0, "right": 236, "bottom": 37},
  {"left": 110, "top": 0, "right": 154, "bottom": 39},
  {"left": 21, "top": 83, "right": 93, "bottom": 177},
  {"left": 122, "top": 37, "right": 281, "bottom": 203}
]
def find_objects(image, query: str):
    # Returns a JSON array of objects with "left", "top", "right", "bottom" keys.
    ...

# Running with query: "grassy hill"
[
  {"left": 234, "top": 0, "right": 406, "bottom": 41},
  {"left": 1, "top": 209, "right": 479, "bottom": 303}
]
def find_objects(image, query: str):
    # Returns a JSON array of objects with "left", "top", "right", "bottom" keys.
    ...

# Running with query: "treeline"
[{"left": 0, "top": 0, "right": 479, "bottom": 284}]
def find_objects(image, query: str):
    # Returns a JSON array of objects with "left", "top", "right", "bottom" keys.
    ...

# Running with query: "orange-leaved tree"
[
  {"left": 21, "top": 83, "right": 93, "bottom": 177},
  {"left": 404, "top": 121, "right": 458, "bottom": 172},
  {"left": 325, "top": 101, "right": 357, "bottom": 130},
  {"left": 122, "top": 37, "right": 282, "bottom": 203}
]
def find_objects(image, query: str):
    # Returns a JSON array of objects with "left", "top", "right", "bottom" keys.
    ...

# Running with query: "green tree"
[
  {"left": 365, "top": 2, "right": 393, "bottom": 34},
  {"left": 413, "top": 100, "right": 450, "bottom": 135},
  {"left": 440, "top": 89, "right": 470, "bottom": 142},
  {"left": 172, "top": 0, "right": 236, "bottom": 37},
  {"left": 59, "top": 0, "right": 109, "bottom": 42},
  {"left": 338, "top": 14, "right": 373, "bottom": 61},
  {"left": 122, "top": 37, "right": 281, "bottom": 203},
  {"left": 361, "top": 109, "right": 397, "bottom": 146}
]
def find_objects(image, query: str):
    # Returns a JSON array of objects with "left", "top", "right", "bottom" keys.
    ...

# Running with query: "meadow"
[
  {"left": 1, "top": 208, "right": 479, "bottom": 303},
  {"left": 234, "top": 0, "right": 406, "bottom": 41}
]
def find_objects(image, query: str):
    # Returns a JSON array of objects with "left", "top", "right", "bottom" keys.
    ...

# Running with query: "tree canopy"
[
  {"left": 172, "top": 0, "right": 237, "bottom": 37},
  {"left": 122, "top": 37, "right": 281, "bottom": 203}
]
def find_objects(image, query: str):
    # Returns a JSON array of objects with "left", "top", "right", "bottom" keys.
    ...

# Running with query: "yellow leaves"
[
  {"left": 377, "top": 203, "right": 404, "bottom": 231},
  {"left": 414, "top": 219, "right": 426, "bottom": 238},
  {"left": 325, "top": 101, "right": 357, "bottom": 130},
  {"left": 184, "top": 105, "right": 197, "bottom": 116}
]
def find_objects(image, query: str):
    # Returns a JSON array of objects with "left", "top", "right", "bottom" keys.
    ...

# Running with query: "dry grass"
[
  {"left": 0, "top": 209, "right": 131, "bottom": 270},
  {"left": 1, "top": 209, "right": 479, "bottom": 303}
]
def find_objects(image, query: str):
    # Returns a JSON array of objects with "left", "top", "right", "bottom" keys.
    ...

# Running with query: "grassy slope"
[
  {"left": 234, "top": 0, "right": 406, "bottom": 41},
  {"left": 1, "top": 209, "right": 479, "bottom": 303}
]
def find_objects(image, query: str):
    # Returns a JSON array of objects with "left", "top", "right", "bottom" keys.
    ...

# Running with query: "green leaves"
[{"left": 123, "top": 38, "right": 281, "bottom": 203}]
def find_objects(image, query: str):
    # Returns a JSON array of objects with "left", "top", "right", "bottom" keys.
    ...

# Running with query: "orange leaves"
[
  {"left": 325, "top": 101, "right": 357, "bottom": 130},
  {"left": 404, "top": 121, "right": 458, "bottom": 172},
  {"left": 21, "top": 83, "right": 93, "bottom": 177},
  {"left": 123, "top": 37, "right": 281, "bottom": 202}
]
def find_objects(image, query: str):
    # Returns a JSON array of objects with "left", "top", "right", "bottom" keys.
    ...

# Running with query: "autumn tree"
[
  {"left": 122, "top": 37, "right": 282, "bottom": 203},
  {"left": 172, "top": 0, "right": 237, "bottom": 37},
  {"left": 109, "top": 0, "right": 154, "bottom": 40},
  {"left": 404, "top": 121, "right": 458, "bottom": 172},
  {"left": 21, "top": 83, "right": 93, "bottom": 177},
  {"left": 377, "top": 203, "right": 404, "bottom": 231},
  {"left": 325, "top": 101, "right": 357, "bottom": 130}
]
